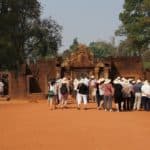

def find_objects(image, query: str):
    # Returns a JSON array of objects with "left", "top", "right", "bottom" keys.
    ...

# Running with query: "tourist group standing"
[{"left": 47, "top": 75, "right": 150, "bottom": 111}]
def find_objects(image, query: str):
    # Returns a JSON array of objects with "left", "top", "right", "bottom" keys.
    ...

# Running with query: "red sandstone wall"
[
  {"left": 112, "top": 57, "right": 144, "bottom": 80},
  {"left": 144, "top": 69, "right": 150, "bottom": 81},
  {"left": 37, "top": 59, "right": 56, "bottom": 95},
  {"left": 9, "top": 59, "right": 56, "bottom": 99},
  {"left": 10, "top": 64, "right": 27, "bottom": 99}
]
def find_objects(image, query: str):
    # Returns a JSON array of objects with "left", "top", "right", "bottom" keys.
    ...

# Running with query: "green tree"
[
  {"left": 69, "top": 38, "right": 79, "bottom": 51},
  {"left": 115, "top": 0, "right": 150, "bottom": 55},
  {"left": 89, "top": 41, "right": 116, "bottom": 58},
  {"left": 62, "top": 38, "right": 79, "bottom": 58},
  {"left": 25, "top": 17, "right": 62, "bottom": 59},
  {"left": 0, "top": 0, "right": 41, "bottom": 70},
  {"left": 117, "top": 39, "right": 141, "bottom": 56},
  {"left": 0, "top": 0, "right": 62, "bottom": 71}
]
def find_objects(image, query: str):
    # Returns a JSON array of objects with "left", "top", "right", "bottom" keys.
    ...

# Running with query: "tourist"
[
  {"left": 60, "top": 77, "right": 69, "bottom": 109},
  {"left": 89, "top": 75, "right": 96, "bottom": 102},
  {"left": 47, "top": 80, "right": 57, "bottom": 110},
  {"left": 0, "top": 79, "right": 4, "bottom": 97},
  {"left": 133, "top": 79, "right": 142, "bottom": 111},
  {"left": 76, "top": 78, "right": 88, "bottom": 110},
  {"left": 113, "top": 79, "right": 123, "bottom": 112},
  {"left": 83, "top": 76, "right": 90, "bottom": 102},
  {"left": 122, "top": 79, "right": 133, "bottom": 111},
  {"left": 55, "top": 78, "right": 62, "bottom": 104},
  {"left": 129, "top": 79, "right": 136, "bottom": 110},
  {"left": 103, "top": 78, "right": 114, "bottom": 112},
  {"left": 141, "top": 80, "right": 150, "bottom": 111},
  {"left": 96, "top": 78, "right": 105, "bottom": 110},
  {"left": 73, "top": 77, "right": 79, "bottom": 98}
]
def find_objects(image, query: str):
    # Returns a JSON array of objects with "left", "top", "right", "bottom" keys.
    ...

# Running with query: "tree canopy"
[
  {"left": 0, "top": 0, "right": 62, "bottom": 71},
  {"left": 115, "top": 0, "right": 150, "bottom": 56},
  {"left": 25, "top": 17, "right": 62, "bottom": 60},
  {"left": 62, "top": 38, "right": 79, "bottom": 58},
  {"left": 89, "top": 41, "right": 116, "bottom": 58}
]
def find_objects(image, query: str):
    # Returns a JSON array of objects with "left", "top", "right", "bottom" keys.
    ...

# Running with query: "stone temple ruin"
[
  {"left": 57, "top": 45, "right": 144, "bottom": 80},
  {"left": 0, "top": 59, "right": 56, "bottom": 100},
  {"left": 0, "top": 44, "right": 147, "bottom": 100}
]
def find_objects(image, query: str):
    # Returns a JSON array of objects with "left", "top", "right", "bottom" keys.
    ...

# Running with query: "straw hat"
[
  {"left": 128, "top": 78, "right": 133, "bottom": 82},
  {"left": 79, "top": 79, "right": 85, "bottom": 84},
  {"left": 97, "top": 78, "right": 105, "bottom": 83},
  {"left": 116, "top": 76, "right": 121, "bottom": 80},
  {"left": 121, "top": 77, "right": 126, "bottom": 81},
  {"left": 124, "top": 79, "right": 129, "bottom": 84},
  {"left": 137, "top": 79, "right": 141, "bottom": 83},
  {"left": 90, "top": 75, "right": 95, "bottom": 79},
  {"left": 61, "top": 77, "right": 68, "bottom": 84},
  {"left": 143, "top": 80, "right": 149, "bottom": 85},
  {"left": 131, "top": 80, "right": 136, "bottom": 84},
  {"left": 113, "top": 79, "right": 120, "bottom": 84},
  {"left": 104, "top": 78, "right": 111, "bottom": 84}
]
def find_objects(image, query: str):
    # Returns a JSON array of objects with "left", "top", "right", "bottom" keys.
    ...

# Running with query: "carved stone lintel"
[{"left": 69, "top": 44, "right": 94, "bottom": 67}]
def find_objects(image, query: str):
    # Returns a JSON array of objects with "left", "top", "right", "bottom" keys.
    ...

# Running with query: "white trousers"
[
  {"left": 76, "top": 93, "right": 87, "bottom": 105},
  {"left": 133, "top": 92, "right": 142, "bottom": 110}
]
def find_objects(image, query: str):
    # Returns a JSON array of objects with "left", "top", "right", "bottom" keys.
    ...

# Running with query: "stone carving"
[{"left": 69, "top": 44, "right": 94, "bottom": 67}]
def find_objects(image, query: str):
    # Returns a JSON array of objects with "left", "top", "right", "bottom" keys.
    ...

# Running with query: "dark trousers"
[
  {"left": 96, "top": 94, "right": 100, "bottom": 107},
  {"left": 123, "top": 97, "right": 131, "bottom": 111},
  {"left": 96, "top": 94, "right": 104, "bottom": 107},
  {"left": 130, "top": 96, "right": 135, "bottom": 110},
  {"left": 142, "top": 96, "right": 150, "bottom": 111}
]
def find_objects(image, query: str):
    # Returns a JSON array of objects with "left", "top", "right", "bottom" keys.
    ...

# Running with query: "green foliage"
[
  {"left": 117, "top": 38, "right": 141, "bottom": 56},
  {"left": 0, "top": 0, "right": 62, "bottom": 71},
  {"left": 116, "top": 0, "right": 150, "bottom": 55},
  {"left": 89, "top": 41, "right": 116, "bottom": 58},
  {"left": 62, "top": 38, "right": 79, "bottom": 58},
  {"left": 0, "top": 0, "right": 41, "bottom": 70},
  {"left": 142, "top": 50, "right": 150, "bottom": 61},
  {"left": 25, "top": 17, "right": 62, "bottom": 59},
  {"left": 143, "top": 61, "right": 150, "bottom": 69},
  {"left": 69, "top": 38, "right": 79, "bottom": 51}
]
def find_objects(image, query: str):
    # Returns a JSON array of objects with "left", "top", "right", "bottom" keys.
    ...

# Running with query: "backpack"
[
  {"left": 78, "top": 83, "right": 88, "bottom": 94},
  {"left": 60, "top": 84, "right": 68, "bottom": 95},
  {"left": 48, "top": 90, "right": 55, "bottom": 97},
  {"left": 48, "top": 85, "right": 55, "bottom": 97}
]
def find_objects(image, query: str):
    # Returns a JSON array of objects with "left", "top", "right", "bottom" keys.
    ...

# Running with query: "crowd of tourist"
[{"left": 47, "top": 76, "right": 150, "bottom": 112}]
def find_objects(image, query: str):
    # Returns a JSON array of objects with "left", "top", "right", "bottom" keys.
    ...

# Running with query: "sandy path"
[{"left": 0, "top": 101, "right": 150, "bottom": 150}]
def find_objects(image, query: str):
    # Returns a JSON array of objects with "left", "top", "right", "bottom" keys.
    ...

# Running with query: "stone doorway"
[
  {"left": 71, "top": 67, "right": 94, "bottom": 79},
  {"left": 27, "top": 75, "right": 41, "bottom": 94},
  {"left": 59, "top": 44, "right": 110, "bottom": 79}
]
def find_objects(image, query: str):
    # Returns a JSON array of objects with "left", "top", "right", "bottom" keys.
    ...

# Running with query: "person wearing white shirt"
[
  {"left": 141, "top": 80, "right": 150, "bottom": 111},
  {"left": 0, "top": 79, "right": 4, "bottom": 96}
]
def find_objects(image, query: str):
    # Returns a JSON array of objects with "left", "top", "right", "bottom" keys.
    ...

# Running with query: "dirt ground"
[{"left": 0, "top": 99, "right": 150, "bottom": 150}]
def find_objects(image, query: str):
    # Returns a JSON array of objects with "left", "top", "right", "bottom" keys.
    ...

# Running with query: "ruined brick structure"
[
  {"left": 0, "top": 46, "right": 146, "bottom": 100},
  {"left": 110, "top": 57, "right": 144, "bottom": 80},
  {"left": 0, "top": 59, "right": 56, "bottom": 99},
  {"left": 57, "top": 45, "right": 144, "bottom": 81},
  {"left": 144, "top": 69, "right": 150, "bottom": 81}
]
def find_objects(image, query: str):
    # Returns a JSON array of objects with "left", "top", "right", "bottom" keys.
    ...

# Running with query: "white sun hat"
[
  {"left": 113, "top": 79, "right": 120, "bottom": 84},
  {"left": 90, "top": 75, "right": 95, "bottom": 79},
  {"left": 97, "top": 77, "right": 105, "bottom": 83},
  {"left": 61, "top": 77, "right": 68, "bottom": 84},
  {"left": 137, "top": 79, "right": 141, "bottom": 83},
  {"left": 104, "top": 78, "right": 111, "bottom": 84},
  {"left": 79, "top": 79, "right": 85, "bottom": 84},
  {"left": 143, "top": 80, "right": 149, "bottom": 85}
]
